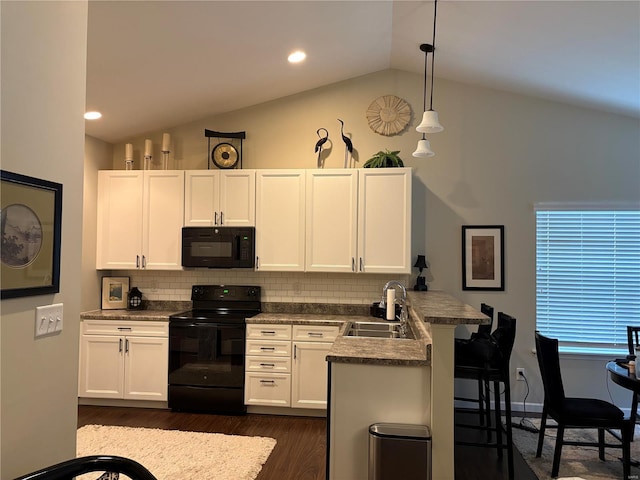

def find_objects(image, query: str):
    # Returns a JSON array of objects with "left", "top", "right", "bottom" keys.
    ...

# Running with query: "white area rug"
[{"left": 77, "top": 425, "right": 277, "bottom": 480}]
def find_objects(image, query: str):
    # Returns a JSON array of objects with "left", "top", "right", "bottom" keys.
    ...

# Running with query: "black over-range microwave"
[{"left": 181, "top": 226, "right": 255, "bottom": 268}]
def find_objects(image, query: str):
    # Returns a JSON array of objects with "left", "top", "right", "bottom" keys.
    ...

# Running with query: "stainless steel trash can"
[{"left": 368, "top": 423, "right": 431, "bottom": 480}]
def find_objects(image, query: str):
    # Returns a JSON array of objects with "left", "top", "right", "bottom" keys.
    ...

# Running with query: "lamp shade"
[
  {"left": 416, "top": 110, "right": 444, "bottom": 134},
  {"left": 412, "top": 139, "right": 435, "bottom": 158},
  {"left": 414, "top": 255, "right": 428, "bottom": 269}
]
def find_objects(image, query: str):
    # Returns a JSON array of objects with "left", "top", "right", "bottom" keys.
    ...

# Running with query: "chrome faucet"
[{"left": 379, "top": 281, "right": 408, "bottom": 336}]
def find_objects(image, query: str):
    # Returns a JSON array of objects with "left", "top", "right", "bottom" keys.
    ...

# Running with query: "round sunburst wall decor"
[{"left": 366, "top": 95, "right": 412, "bottom": 136}]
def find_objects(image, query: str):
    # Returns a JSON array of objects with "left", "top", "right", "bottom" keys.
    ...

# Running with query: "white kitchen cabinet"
[
  {"left": 306, "top": 168, "right": 412, "bottom": 274},
  {"left": 255, "top": 170, "right": 306, "bottom": 271},
  {"left": 305, "top": 170, "right": 358, "bottom": 272},
  {"left": 245, "top": 324, "right": 292, "bottom": 407},
  {"left": 291, "top": 325, "right": 339, "bottom": 409},
  {"left": 78, "top": 320, "right": 168, "bottom": 401},
  {"left": 357, "top": 168, "right": 412, "bottom": 273},
  {"left": 96, "top": 170, "right": 184, "bottom": 270},
  {"left": 184, "top": 170, "right": 255, "bottom": 227}
]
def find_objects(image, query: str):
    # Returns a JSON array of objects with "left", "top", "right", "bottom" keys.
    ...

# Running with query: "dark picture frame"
[
  {"left": 462, "top": 225, "right": 505, "bottom": 291},
  {"left": 1, "top": 170, "right": 63, "bottom": 299},
  {"left": 101, "top": 276, "right": 130, "bottom": 309}
]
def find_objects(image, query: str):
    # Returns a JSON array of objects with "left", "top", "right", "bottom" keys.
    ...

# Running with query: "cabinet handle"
[
  {"left": 359, "top": 257, "right": 364, "bottom": 272},
  {"left": 308, "top": 332, "right": 323, "bottom": 337},
  {"left": 256, "top": 256, "right": 259, "bottom": 269},
  {"left": 125, "top": 339, "right": 129, "bottom": 353},
  {"left": 220, "top": 211, "right": 224, "bottom": 225},
  {"left": 119, "top": 338, "right": 123, "bottom": 353},
  {"left": 261, "top": 330, "right": 276, "bottom": 335},
  {"left": 260, "top": 380, "right": 276, "bottom": 385},
  {"left": 260, "top": 347, "right": 275, "bottom": 351},
  {"left": 118, "top": 327, "right": 132, "bottom": 331},
  {"left": 294, "top": 344, "right": 297, "bottom": 359},
  {"left": 214, "top": 212, "right": 218, "bottom": 225},
  {"left": 142, "top": 255, "right": 146, "bottom": 269},
  {"left": 136, "top": 255, "right": 140, "bottom": 269},
  {"left": 352, "top": 258, "right": 355, "bottom": 272},
  {"left": 260, "top": 363, "right": 275, "bottom": 368}
]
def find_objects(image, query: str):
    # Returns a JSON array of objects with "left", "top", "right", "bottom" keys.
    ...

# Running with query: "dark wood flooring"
[{"left": 78, "top": 406, "right": 538, "bottom": 480}]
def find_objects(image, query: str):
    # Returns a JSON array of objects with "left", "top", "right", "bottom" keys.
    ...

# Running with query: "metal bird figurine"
[
  {"left": 338, "top": 119, "right": 353, "bottom": 168},
  {"left": 314, "top": 128, "right": 329, "bottom": 168}
]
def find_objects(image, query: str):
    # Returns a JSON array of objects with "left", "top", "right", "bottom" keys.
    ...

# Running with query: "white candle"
[
  {"left": 144, "top": 139, "right": 152, "bottom": 157},
  {"left": 162, "top": 133, "right": 170, "bottom": 152},
  {"left": 125, "top": 143, "right": 133, "bottom": 161},
  {"left": 386, "top": 288, "right": 396, "bottom": 320}
]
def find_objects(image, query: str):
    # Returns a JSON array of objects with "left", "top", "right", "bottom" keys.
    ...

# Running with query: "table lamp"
[{"left": 413, "top": 255, "right": 428, "bottom": 291}]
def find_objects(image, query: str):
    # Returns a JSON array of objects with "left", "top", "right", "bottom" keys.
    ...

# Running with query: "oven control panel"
[{"left": 191, "top": 285, "right": 261, "bottom": 301}]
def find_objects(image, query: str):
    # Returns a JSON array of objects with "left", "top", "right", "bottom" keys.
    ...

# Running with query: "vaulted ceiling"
[{"left": 85, "top": 1, "right": 640, "bottom": 144}]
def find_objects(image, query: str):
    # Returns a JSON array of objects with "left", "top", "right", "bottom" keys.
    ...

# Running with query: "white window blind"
[{"left": 536, "top": 209, "right": 640, "bottom": 351}]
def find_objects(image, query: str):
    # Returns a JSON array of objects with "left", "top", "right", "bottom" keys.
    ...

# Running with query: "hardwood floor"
[{"left": 78, "top": 406, "right": 537, "bottom": 480}]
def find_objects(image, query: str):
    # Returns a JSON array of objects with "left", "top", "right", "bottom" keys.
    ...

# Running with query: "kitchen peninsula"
[{"left": 327, "top": 290, "right": 488, "bottom": 480}]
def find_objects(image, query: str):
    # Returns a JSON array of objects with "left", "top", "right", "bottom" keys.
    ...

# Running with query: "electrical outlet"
[{"left": 516, "top": 367, "right": 525, "bottom": 381}]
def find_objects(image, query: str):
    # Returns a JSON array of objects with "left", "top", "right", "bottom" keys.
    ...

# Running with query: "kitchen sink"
[{"left": 345, "top": 321, "right": 414, "bottom": 339}]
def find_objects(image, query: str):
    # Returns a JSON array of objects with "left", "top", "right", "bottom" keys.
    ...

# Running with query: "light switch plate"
[{"left": 35, "top": 303, "right": 63, "bottom": 337}]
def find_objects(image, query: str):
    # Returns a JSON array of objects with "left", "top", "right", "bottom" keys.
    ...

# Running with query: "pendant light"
[{"left": 414, "top": 0, "right": 443, "bottom": 158}]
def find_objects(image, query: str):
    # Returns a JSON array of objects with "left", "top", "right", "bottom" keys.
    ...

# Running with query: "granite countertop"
[
  {"left": 80, "top": 309, "right": 181, "bottom": 321},
  {"left": 407, "top": 290, "right": 490, "bottom": 326}
]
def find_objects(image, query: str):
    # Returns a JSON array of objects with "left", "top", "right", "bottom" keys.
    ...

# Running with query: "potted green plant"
[{"left": 363, "top": 149, "right": 404, "bottom": 168}]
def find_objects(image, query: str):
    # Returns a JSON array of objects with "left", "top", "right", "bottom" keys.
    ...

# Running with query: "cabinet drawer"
[
  {"left": 293, "top": 324, "right": 340, "bottom": 342},
  {"left": 246, "top": 324, "right": 292, "bottom": 340},
  {"left": 246, "top": 355, "right": 291, "bottom": 373},
  {"left": 245, "top": 372, "right": 291, "bottom": 407},
  {"left": 82, "top": 320, "right": 168, "bottom": 337},
  {"left": 246, "top": 339, "right": 291, "bottom": 357}
]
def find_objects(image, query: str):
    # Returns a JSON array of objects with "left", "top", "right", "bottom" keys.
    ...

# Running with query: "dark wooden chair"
[
  {"left": 535, "top": 331, "right": 631, "bottom": 479},
  {"left": 14, "top": 455, "right": 157, "bottom": 480},
  {"left": 455, "top": 311, "right": 516, "bottom": 480},
  {"left": 626, "top": 325, "right": 640, "bottom": 440},
  {"left": 454, "top": 303, "right": 495, "bottom": 426}
]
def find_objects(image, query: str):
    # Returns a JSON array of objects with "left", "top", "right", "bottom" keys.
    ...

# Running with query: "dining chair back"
[
  {"left": 534, "top": 331, "right": 631, "bottom": 479},
  {"left": 627, "top": 326, "right": 640, "bottom": 356},
  {"left": 475, "top": 303, "right": 495, "bottom": 338}
]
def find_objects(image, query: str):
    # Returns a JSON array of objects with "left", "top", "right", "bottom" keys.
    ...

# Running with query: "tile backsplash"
[{"left": 124, "top": 270, "right": 411, "bottom": 305}]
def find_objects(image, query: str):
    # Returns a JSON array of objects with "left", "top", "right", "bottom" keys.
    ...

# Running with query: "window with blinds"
[{"left": 535, "top": 208, "right": 640, "bottom": 353}]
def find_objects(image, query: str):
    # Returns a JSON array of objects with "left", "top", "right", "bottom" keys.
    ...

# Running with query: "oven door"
[{"left": 168, "top": 322, "right": 245, "bottom": 388}]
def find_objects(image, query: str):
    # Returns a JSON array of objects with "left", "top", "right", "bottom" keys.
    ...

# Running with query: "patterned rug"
[
  {"left": 77, "top": 425, "right": 277, "bottom": 480},
  {"left": 511, "top": 418, "right": 640, "bottom": 480}
]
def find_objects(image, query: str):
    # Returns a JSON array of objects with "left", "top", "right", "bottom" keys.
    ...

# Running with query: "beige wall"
[
  {"left": 110, "top": 69, "right": 640, "bottom": 409},
  {"left": 0, "top": 1, "right": 88, "bottom": 477}
]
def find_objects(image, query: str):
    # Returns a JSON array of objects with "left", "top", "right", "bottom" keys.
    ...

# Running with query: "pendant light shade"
[
  {"left": 412, "top": 138, "right": 435, "bottom": 158},
  {"left": 416, "top": 110, "right": 444, "bottom": 134}
]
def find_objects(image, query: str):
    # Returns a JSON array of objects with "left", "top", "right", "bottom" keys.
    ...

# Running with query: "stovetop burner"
[{"left": 170, "top": 285, "right": 261, "bottom": 323}]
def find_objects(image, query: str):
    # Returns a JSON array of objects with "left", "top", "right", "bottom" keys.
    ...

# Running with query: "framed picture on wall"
[
  {"left": 1, "top": 170, "right": 63, "bottom": 299},
  {"left": 462, "top": 225, "right": 505, "bottom": 291},
  {"left": 101, "top": 276, "right": 130, "bottom": 309}
]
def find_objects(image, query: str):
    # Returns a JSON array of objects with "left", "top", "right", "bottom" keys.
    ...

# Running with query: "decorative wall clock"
[
  {"left": 205, "top": 129, "right": 246, "bottom": 169},
  {"left": 366, "top": 95, "right": 412, "bottom": 136}
]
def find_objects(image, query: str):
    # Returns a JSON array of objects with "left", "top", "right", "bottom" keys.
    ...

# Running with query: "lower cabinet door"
[
  {"left": 245, "top": 372, "right": 291, "bottom": 406},
  {"left": 79, "top": 334, "right": 124, "bottom": 399},
  {"left": 291, "top": 341, "right": 331, "bottom": 409},
  {"left": 123, "top": 336, "right": 169, "bottom": 401}
]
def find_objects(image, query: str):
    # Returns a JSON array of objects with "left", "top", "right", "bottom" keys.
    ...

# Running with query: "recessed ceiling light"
[
  {"left": 84, "top": 111, "right": 102, "bottom": 120},
  {"left": 288, "top": 50, "right": 306, "bottom": 63}
]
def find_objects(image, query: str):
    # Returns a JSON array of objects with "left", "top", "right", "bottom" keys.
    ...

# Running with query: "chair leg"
[
  {"left": 598, "top": 428, "right": 605, "bottom": 460},
  {"left": 536, "top": 409, "right": 548, "bottom": 458},
  {"left": 503, "top": 376, "right": 514, "bottom": 480},
  {"left": 631, "top": 393, "right": 639, "bottom": 442},
  {"left": 476, "top": 376, "right": 485, "bottom": 425},
  {"left": 551, "top": 424, "right": 565, "bottom": 478},
  {"left": 484, "top": 376, "right": 492, "bottom": 441},
  {"left": 623, "top": 422, "right": 631, "bottom": 480},
  {"left": 494, "top": 380, "right": 503, "bottom": 458}
]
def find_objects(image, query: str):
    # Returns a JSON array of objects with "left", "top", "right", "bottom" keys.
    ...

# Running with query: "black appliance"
[
  {"left": 168, "top": 285, "right": 261, "bottom": 414},
  {"left": 181, "top": 226, "right": 255, "bottom": 268}
]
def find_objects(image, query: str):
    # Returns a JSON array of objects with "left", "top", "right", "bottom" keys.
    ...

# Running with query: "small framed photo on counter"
[
  {"left": 101, "top": 276, "right": 130, "bottom": 309},
  {"left": 462, "top": 225, "right": 505, "bottom": 291}
]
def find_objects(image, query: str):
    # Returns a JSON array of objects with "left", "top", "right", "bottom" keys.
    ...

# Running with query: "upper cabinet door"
[
  {"left": 184, "top": 171, "right": 219, "bottom": 227},
  {"left": 357, "top": 168, "right": 412, "bottom": 274},
  {"left": 142, "top": 171, "right": 185, "bottom": 270},
  {"left": 219, "top": 169, "right": 256, "bottom": 226},
  {"left": 255, "top": 170, "right": 306, "bottom": 271},
  {"left": 305, "top": 170, "right": 358, "bottom": 272},
  {"left": 96, "top": 171, "right": 143, "bottom": 270}
]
